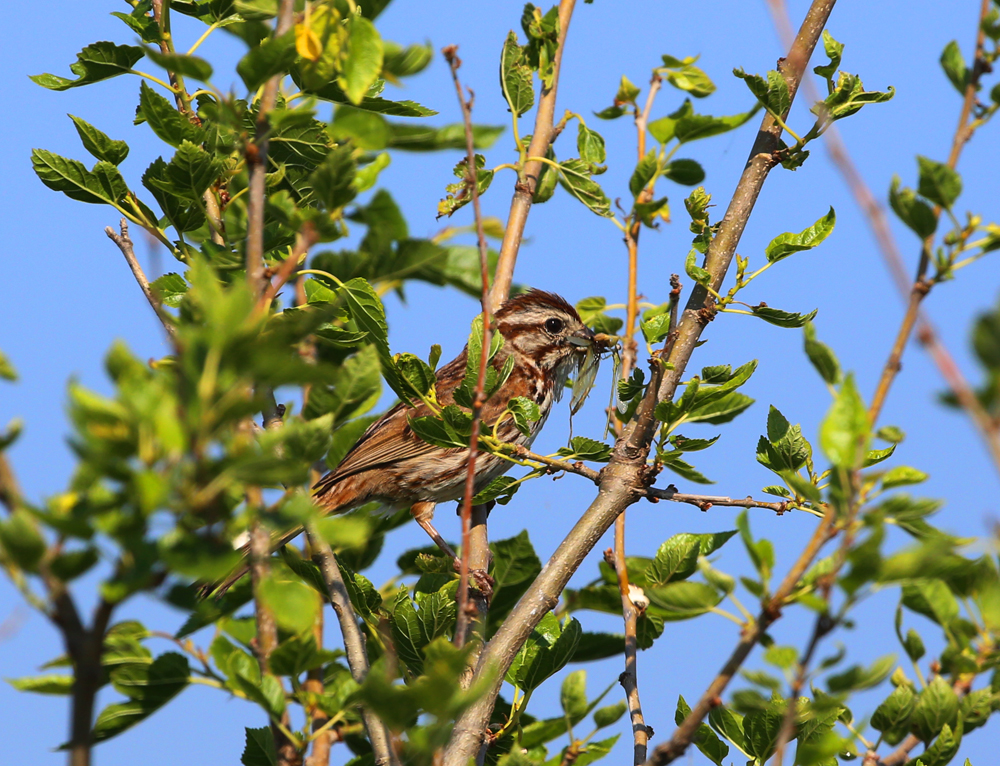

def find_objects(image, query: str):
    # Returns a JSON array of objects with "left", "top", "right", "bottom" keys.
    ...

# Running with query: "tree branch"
[
  {"left": 867, "top": 0, "right": 992, "bottom": 426},
  {"left": 488, "top": 0, "right": 577, "bottom": 311},
  {"left": 105, "top": 219, "right": 177, "bottom": 339},
  {"left": 306, "top": 526, "right": 397, "bottom": 766},
  {"left": 245, "top": 0, "right": 295, "bottom": 296},
  {"left": 442, "top": 2, "right": 837, "bottom": 763},
  {"left": 443, "top": 45, "right": 494, "bottom": 650}
]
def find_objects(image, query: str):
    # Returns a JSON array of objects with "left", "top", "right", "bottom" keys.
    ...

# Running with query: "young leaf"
[
  {"left": 889, "top": 177, "right": 937, "bottom": 239},
  {"left": 500, "top": 32, "right": 534, "bottom": 117},
  {"left": 916, "top": 156, "right": 962, "bottom": 210},
  {"left": 662, "top": 158, "right": 705, "bottom": 186},
  {"left": 803, "top": 321, "right": 841, "bottom": 385},
  {"left": 820, "top": 374, "right": 870, "bottom": 469},
  {"left": 241, "top": 726, "right": 277, "bottom": 766},
  {"left": 765, "top": 208, "right": 836, "bottom": 263},
  {"left": 685, "top": 249, "right": 711, "bottom": 286},
  {"left": 145, "top": 48, "right": 214, "bottom": 81},
  {"left": 577, "top": 123, "right": 606, "bottom": 165},
  {"left": 558, "top": 159, "right": 612, "bottom": 217},
  {"left": 507, "top": 397, "right": 541, "bottom": 437},
  {"left": 629, "top": 150, "right": 658, "bottom": 197},
  {"left": 939, "top": 40, "right": 968, "bottom": 94},
  {"left": 813, "top": 30, "right": 844, "bottom": 83},
  {"left": 237, "top": 29, "right": 296, "bottom": 91},
  {"left": 751, "top": 306, "right": 818, "bottom": 329}
]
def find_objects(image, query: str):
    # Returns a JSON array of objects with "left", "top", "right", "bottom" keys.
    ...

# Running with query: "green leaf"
[
  {"left": 882, "top": 466, "right": 929, "bottom": 489},
  {"left": 0, "top": 511, "right": 47, "bottom": 571},
  {"left": 871, "top": 685, "right": 916, "bottom": 744},
  {"left": 803, "top": 321, "right": 841, "bottom": 385},
  {"left": 259, "top": 576, "right": 318, "bottom": 634},
  {"left": 560, "top": 670, "right": 588, "bottom": 719},
  {"left": 901, "top": 580, "right": 958, "bottom": 626},
  {"left": 138, "top": 81, "right": 205, "bottom": 148},
  {"left": 940, "top": 41, "right": 968, "bottom": 94},
  {"left": 556, "top": 436, "right": 613, "bottom": 462},
  {"left": 662, "top": 62, "right": 716, "bottom": 98},
  {"left": 505, "top": 614, "right": 581, "bottom": 692},
  {"left": 0, "top": 351, "right": 18, "bottom": 382},
  {"left": 820, "top": 374, "right": 870, "bottom": 469},
  {"left": 641, "top": 313, "right": 672, "bottom": 345},
  {"left": 660, "top": 452, "right": 713, "bottom": 484},
  {"left": 339, "top": 16, "right": 383, "bottom": 105},
  {"left": 743, "top": 708, "right": 784, "bottom": 763},
  {"left": 683, "top": 391, "right": 755, "bottom": 425},
  {"left": 472, "top": 476, "right": 521, "bottom": 506},
  {"left": 662, "top": 158, "right": 705, "bottom": 186},
  {"left": 889, "top": 177, "right": 938, "bottom": 239},
  {"left": 145, "top": 47, "right": 213, "bottom": 81},
  {"left": 645, "top": 581, "right": 723, "bottom": 619},
  {"left": 593, "top": 700, "right": 628, "bottom": 728},
  {"left": 577, "top": 124, "right": 606, "bottom": 165},
  {"left": 826, "top": 654, "right": 896, "bottom": 692},
  {"left": 917, "top": 156, "right": 962, "bottom": 210},
  {"left": 32, "top": 150, "right": 128, "bottom": 207},
  {"left": 438, "top": 154, "right": 494, "bottom": 217},
  {"left": 500, "top": 32, "right": 534, "bottom": 117},
  {"left": 383, "top": 41, "right": 433, "bottom": 78},
  {"left": 813, "top": 30, "right": 844, "bottom": 82},
  {"left": 385, "top": 122, "right": 504, "bottom": 152},
  {"left": 31, "top": 41, "right": 144, "bottom": 91},
  {"left": 647, "top": 534, "right": 701, "bottom": 585},
  {"left": 339, "top": 278, "right": 409, "bottom": 401},
  {"left": 910, "top": 676, "right": 959, "bottom": 742},
  {"left": 819, "top": 72, "right": 895, "bottom": 121},
  {"left": 8, "top": 674, "right": 74, "bottom": 695},
  {"left": 508, "top": 396, "right": 541, "bottom": 436},
  {"left": 558, "top": 159, "right": 612, "bottom": 217},
  {"left": 142, "top": 158, "right": 206, "bottom": 233},
  {"left": 150, "top": 274, "right": 189, "bottom": 308},
  {"left": 630, "top": 150, "right": 658, "bottom": 197},
  {"left": 309, "top": 144, "right": 357, "bottom": 210},
  {"left": 921, "top": 723, "right": 962, "bottom": 766},
  {"left": 765, "top": 208, "right": 836, "bottom": 262},
  {"left": 616, "top": 75, "right": 640, "bottom": 104},
  {"left": 393, "top": 352, "right": 436, "bottom": 399},
  {"left": 733, "top": 67, "right": 790, "bottom": 115},
  {"left": 69, "top": 115, "right": 129, "bottom": 165},
  {"left": 750, "top": 306, "right": 818, "bottom": 328},
  {"left": 154, "top": 141, "right": 223, "bottom": 202},
  {"left": 685, "top": 249, "right": 711, "bottom": 286},
  {"left": 675, "top": 695, "right": 729, "bottom": 766},
  {"left": 902, "top": 628, "right": 926, "bottom": 662},
  {"left": 93, "top": 653, "right": 189, "bottom": 743},
  {"left": 237, "top": 29, "right": 296, "bottom": 90},
  {"left": 241, "top": 726, "right": 277, "bottom": 766}
]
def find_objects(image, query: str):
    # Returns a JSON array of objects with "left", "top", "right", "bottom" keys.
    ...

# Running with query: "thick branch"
[
  {"left": 444, "top": 4, "right": 836, "bottom": 764},
  {"left": 443, "top": 45, "right": 493, "bottom": 649},
  {"left": 105, "top": 219, "right": 177, "bottom": 339},
  {"left": 488, "top": 0, "right": 577, "bottom": 311},
  {"left": 307, "top": 527, "right": 396, "bottom": 766}
]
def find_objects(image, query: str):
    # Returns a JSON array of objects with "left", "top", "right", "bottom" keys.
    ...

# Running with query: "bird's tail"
[{"left": 200, "top": 474, "right": 368, "bottom": 598}]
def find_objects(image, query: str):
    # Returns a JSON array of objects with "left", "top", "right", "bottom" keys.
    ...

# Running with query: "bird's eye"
[{"left": 544, "top": 317, "right": 564, "bottom": 334}]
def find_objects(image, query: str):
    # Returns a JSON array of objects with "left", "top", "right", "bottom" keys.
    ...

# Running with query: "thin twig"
[
  {"left": 307, "top": 526, "right": 397, "bottom": 766},
  {"left": 771, "top": 612, "right": 836, "bottom": 766},
  {"left": 443, "top": 46, "right": 493, "bottom": 650},
  {"left": 245, "top": 0, "right": 295, "bottom": 296},
  {"left": 258, "top": 223, "right": 319, "bottom": 311},
  {"left": 645, "top": 505, "right": 837, "bottom": 766},
  {"left": 105, "top": 219, "right": 177, "bottom": 339},
  {"left": 442, "top": 4, "right": 837, "bottom": 764},
  {"left": 488, "top": 0, "right": 577, "bottom": 311},
  {"left": 612, "top": 77, "right": 664, "bottom": 765},
  {"left": 867, "top": 0, "right": 993, "bottom": 427}
]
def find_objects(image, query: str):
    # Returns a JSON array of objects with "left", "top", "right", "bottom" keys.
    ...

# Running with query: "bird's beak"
[{"left": 567, "top": 326, "right": 597, "bottom": 349}]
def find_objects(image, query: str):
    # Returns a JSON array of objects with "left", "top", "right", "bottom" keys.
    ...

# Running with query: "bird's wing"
[{"left": 314, "top": 351, "right": 471, "bottom": 493}]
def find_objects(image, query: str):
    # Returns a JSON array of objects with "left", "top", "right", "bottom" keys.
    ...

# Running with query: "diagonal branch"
[
  {"left": 868, "top": 0, "right": 994, "bottom": 427},
  {"left": 442, "top": 2, "right": 837, "bottom": 763},
  {"left": 307, "top": 526, "right": 397, "bottom": 766},
  {"left": 443, "top": 44, "right": 494, "bottom": 651},
  {"left": 105, "top": 219, "right": 177, "bottom": 340},
  {"left": 488, "top": 0, "right": 577, "bottom": 311}
]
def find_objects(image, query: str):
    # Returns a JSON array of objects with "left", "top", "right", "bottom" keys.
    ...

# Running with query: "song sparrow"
[{"left": 214, "top": 289, "right": 602, "bottom": 593}]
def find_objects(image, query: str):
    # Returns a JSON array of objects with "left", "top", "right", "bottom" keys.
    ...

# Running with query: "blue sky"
[{"left": 2, "top": 1, "right": 999, "bottom": 764}]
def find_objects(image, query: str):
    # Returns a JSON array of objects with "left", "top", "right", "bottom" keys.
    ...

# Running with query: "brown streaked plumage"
[{"left": 213, "top": 290, "right": 600, "bottom": 594}]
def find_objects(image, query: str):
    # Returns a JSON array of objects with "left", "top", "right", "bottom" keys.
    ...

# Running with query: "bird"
[{"left": 212, "top": 289, "right": 603, "bottom": 594}]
